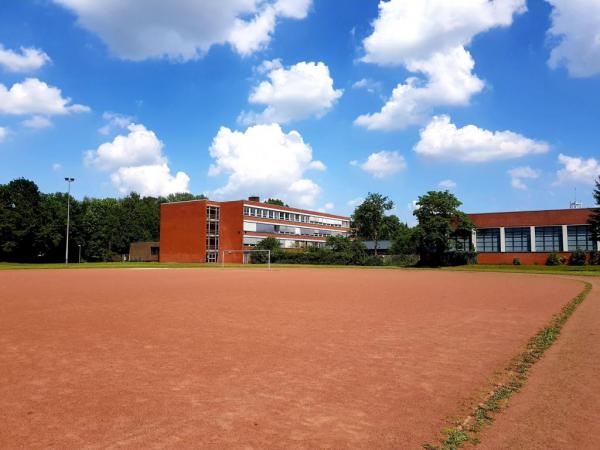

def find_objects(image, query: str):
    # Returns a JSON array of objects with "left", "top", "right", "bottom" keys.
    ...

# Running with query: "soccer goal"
[{"left": 221, "top": 249, "right": 271, "bottom": 269}]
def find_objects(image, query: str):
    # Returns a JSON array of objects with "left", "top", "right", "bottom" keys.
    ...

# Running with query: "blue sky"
[{"left": 1, "top": 0, "right": 599, "bottom": 223}]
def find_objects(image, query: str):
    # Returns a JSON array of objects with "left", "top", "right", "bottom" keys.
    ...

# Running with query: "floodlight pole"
[
  {"left": 78, "top": 244, "right": 82, "bottom": 264},
  {"left": 64, "top": 177, "right": 75, "bottom": 264}
]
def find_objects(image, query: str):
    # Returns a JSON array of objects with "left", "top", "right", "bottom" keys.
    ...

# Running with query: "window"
[
  {"left": 568, "top": 225, "right": 594, "bottom": 251},
  {"left": 476, "top": 228, "right": 500, "bottom": 253},
  {"left": 505, "top": 227, "right": 530, "bottom": 252},
  {"left": 450, "top": 234, "right": 470, "bottom": 251},
  {"left": 535, "top": 226, "right": 562, "bottom": 252},
  {"left": 150, "top": 246, "right": 159, "bottom": 256}
]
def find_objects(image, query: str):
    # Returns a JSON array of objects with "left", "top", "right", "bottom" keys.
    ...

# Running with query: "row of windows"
[
  {"left": 253, "top": 222, "right": 347, "bottom": 238},
  {"left": 475, "top": 225, "right": 596, "bottom": 253},
  {"left": 243, "top": 236, "right": 326, "bottom": 249},
  {"left": 243, "top": 206, "right": 349, "bottom": 228}
]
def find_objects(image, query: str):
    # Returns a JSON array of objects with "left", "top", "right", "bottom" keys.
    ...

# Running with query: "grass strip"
[{"left": 423, "top": 281, "right": 593, "bottom": 450}]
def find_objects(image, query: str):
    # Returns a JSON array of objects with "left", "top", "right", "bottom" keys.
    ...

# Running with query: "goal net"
[{"left": 221, "top": 249, "right": 271, "bottom": 268}]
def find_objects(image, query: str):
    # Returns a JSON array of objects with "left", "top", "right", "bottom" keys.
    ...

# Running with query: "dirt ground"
[
  {"left": 0, "top": 268, "right": 585, "bottom": 449},
  {"left": 476, "top": 276, "right": 600, "bottom": 450}
]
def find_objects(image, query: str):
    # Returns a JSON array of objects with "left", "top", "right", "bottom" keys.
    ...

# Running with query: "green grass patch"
[
  {"left": 447, "top": 264, "right": 600, "bottom": 277},
  {"left": 423, "top": 281, "right": 593, "bottom": 449}
]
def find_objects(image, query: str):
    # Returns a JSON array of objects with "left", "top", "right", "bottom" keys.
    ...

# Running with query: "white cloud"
[
  {"left": 438, "top": 179, "right": 457, "bottom": 189},
  {"left": 0, "top": 127, "right": 7, "bottom": 142},
  {"left": 361, "top": 0, "right": 526, "bottom": 66},
  {"left": 0, "top": 78, "right": 89, "bottom": 116},
  {"left": 357, "top": 0, "right": 526, "bottom": 130},
  {"left": 355, "top": 47, "right": 484, "bottom": 130},
  {"left": 414, "top": 115, "right": 549, "bottom": 162},
  {"left": 547, "top": 0, "right": 600, "bottom": 77},
  {"left": 323, "top": 202, "right": 334, "bottom": 210},
  {"left": 351, "top": 150, "right": 406, "bottom": 179},
  {"left": 111, "top": 164, "right": 190, "bottom": 196},
  {"left": 239, "top": 61, "right": 342, "bottom": 124},
  {"left": 52, "top": 163, "right": 63, "bottom": 172},
  {"left": 208, "top": 123, "right": 324, "bottom": 206},
  {"left": 53, "top": 0, "right": 311, "bottom": 61},
  {"left": 508, "top": 166, "right": 540, "bottom": 190},
  {"left": 347, "top": 197, "right": 364, "bottom": 208},
  {"left": 555, "top": 153, "right": 600, "bottom": 185},
  {"left": 352, "top": 78, "right": 382, "bottom": 94},
  {"left": 98, "top": 112, "right": 133, "bottom": 135},
  {"left": 0, "top": 44, "right": 50, "bottom": 72},
  {"left": 22, "top": 115, "right": 53, "bottom": 129},
  {"left": 85, "top": 123, "right": 190, "bottom": 196}
]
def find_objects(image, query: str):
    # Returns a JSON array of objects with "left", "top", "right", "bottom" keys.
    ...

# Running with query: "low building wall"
[{"left": 477, "top": 252, "right": 573, "bottom": 265}]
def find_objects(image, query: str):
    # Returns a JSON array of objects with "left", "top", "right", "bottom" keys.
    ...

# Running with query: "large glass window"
[
  {"left": 568, "top": 225, "right": 594, "bottom": 251},
  {"left": 505, "top": 227, "right": 531, "bottom": 252},
  {"left": 450, "top": 234, "right": 471, "bottom": 251},
  {"left": 476, "top": 228, "right": 500, "bottom": 253},
  {"left": 535, "top": 226, "right": 563, "bottom": 252}
]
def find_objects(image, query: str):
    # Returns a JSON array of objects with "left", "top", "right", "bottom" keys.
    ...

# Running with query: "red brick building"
[
  {"left": 160, "top": 197, "right": 351, "bottom": 263},
  {"left": 468, "top": 208, "right": 599, "bottom": 264}
]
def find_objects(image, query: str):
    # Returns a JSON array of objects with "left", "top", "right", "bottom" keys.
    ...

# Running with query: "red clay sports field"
[{"left": 0, "top": 268, "right": 595, "bottom": 448}]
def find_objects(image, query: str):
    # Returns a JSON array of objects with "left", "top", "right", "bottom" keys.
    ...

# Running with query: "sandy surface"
[
  {"left": 476, "top": 276, "right": 600, "bottom": 450},
  {"left": 0, "top": 268, "right": 584, "bottom": 449}
]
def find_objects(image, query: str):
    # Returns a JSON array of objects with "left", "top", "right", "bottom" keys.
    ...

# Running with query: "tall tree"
[
  {"left": 0, "top": 178, "right": 42, "bottom": 261},
  {"left": 413, "top": 191, "right": 473, "bottom": 266},
  {"left": 589, "top": 176, "right": 600, "bottom": 242},
  {"left": 352, "top": 193, "right": 394, "bottom": 255},
  {"left": 390, "top": 223, "right": 418, "bottom": 255},
  {"left": 264, "top": 198, "right": 288, "bottom": 207}
]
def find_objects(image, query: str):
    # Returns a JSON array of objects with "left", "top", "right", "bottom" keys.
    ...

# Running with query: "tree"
[
  {"left": 351, "top": 193, "right": 394, "bottom": 255},
  {"left": 254, "top": 237, "right": 281, "bottom": 263},
  {"left": 589, "top": 176, "right": 600, "bottom": 242},
  {"left": 413, "top": 191, "right": 473, "bottom": 266},
  {"left": 0, "top": 178, "right": 43, "bottom": 261},
  {"left": 163, "top": 192, "right": 207, "bottom": 203},
  {"left": 390, "top": 223, "right": 418, "bottom": 255},
  {"left": 264, "top": 198, "right": 288, "bottom": 207}
]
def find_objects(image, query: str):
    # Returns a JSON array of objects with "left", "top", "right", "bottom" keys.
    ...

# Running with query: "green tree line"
[{"left": 0, "top": 178, "right": 204, "bottom": 262}]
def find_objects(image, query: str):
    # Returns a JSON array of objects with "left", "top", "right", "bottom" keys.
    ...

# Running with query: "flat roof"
[{"left": 468, "top": 207, "right": 594, "bottom": 215}]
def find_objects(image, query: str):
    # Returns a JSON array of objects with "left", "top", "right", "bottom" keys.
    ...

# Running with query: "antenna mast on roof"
[{"left": 570, "top": 187, "right": 582, "bottom": 209}]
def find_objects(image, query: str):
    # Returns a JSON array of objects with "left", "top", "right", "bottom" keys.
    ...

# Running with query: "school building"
[
  {"left": 468, "top": 208, "right": 599, "bottom": 264},
  {"left": 160, "top": 197, "right": 351, "bottom": 263}
]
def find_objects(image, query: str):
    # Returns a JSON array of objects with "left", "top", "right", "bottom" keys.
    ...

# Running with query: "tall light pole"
[{"left": 64, "top": 177, "right": 75, "bottom": 264}]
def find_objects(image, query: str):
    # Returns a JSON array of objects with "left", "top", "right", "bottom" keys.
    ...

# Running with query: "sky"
[{"left": 1, "top": 0, "right": 599, "bottom": 223}]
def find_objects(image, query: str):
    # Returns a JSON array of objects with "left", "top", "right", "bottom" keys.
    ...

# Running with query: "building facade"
[
  {"left": 129, "top": 241, "right": 160, "bottom": 262},
  {"left": 468, "top": 208, "right": 599, "bottom": 264},
  {"left": 160, "top": 197, "right": 351, "bottom": 263}
]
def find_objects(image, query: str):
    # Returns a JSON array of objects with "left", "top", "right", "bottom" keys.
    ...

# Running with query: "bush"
[
  {"left": 443, "top": 250, "right": 477, "bottom": 266},
  {"left": 383, "top": 254, "right": 420, "bottom": 267},
  {"left": 590, "top": 250, "right": 600, "bottom": 266},
  {"left": 364, "top": 255, "right": 384, "bottom": 266},
  {"left": 570, "top": 249, "right": 587, "bottom": 266},
  {"left": 513, "top": 257, "right": 521, "bottom": 266},
  {"left": 546, "top": 253, "right": 562, "bottom": 266}
]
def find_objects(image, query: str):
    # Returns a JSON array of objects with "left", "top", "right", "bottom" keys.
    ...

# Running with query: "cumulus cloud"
[
  {"left": 555, "top": 153, "right": 600, "bottom": 185},
  {"left": 414, "top": 115, "right": 549, "bottom": 162},
  {"left": 52, "top": 163, "right": 63, "bottom": 172},
  {"left": 352, "top": 78, "right": 382, "bottom": 94},
  {"left": 239, "top": 61, "right": 342, "bottom": 125},
  {"left": 356, "top": 0, "right": 526, "bottom": 130},
  {"left": 0, "top": 78, "right": 89, "bottom": 116},
  {"left": 208, "top": 123, "right": 325, "bottom": 207},
  {"left": 350, "top": 150, "right": 406, "bottom": 179},
  {"left": 53, "top": 0, "right": 311, "bottom": 60},
  {"left": 438, "top": 179, "right": 457, "bottom": 189},
  {"left": 547, "top": 0, "right": 600, "bottom": 77},
  {"left": 98, "top": 112, "right": 133, "bottom": 135},
  {"left": 22, "top": 116, "right": 53, "bottom": 129},
  {"left": 355, "top": 47, "right": 484, "bottom": 130},
  {"left": 508, "top": 166, "right": 540, "bottom": 190},
  {"left": 0, "top": 127, "right": 6, "bottom": 142},
  {"left": 0, "top": 44, "right": 51, "bottom": 72},
  {"left": 347, "top": 197, "right": 364, "bottom": 208},
  {"left": 85, "top": 123, "right": 190, "bottom": 196}
]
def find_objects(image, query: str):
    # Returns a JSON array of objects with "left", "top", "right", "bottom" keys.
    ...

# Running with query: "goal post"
[{"left": 221, "top": 249, "right": 271, "bottom": 269}]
